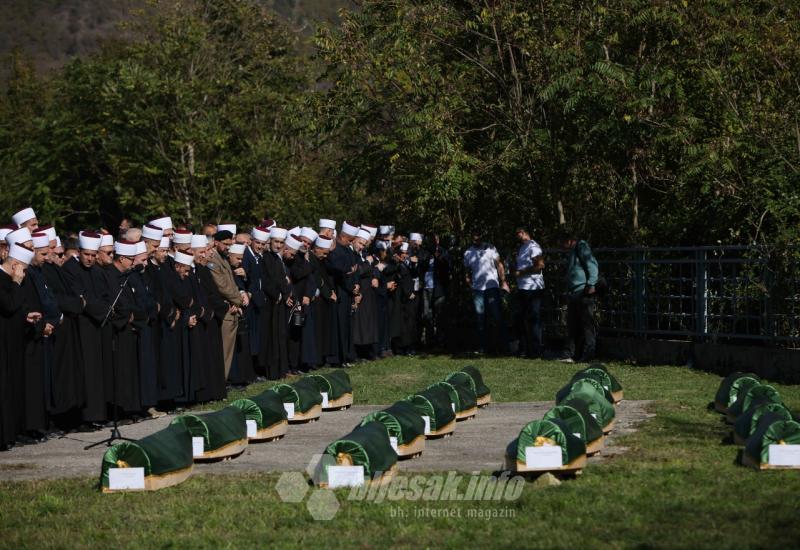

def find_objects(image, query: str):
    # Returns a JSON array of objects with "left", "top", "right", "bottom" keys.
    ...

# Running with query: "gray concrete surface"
[{"left": 0, "top": 401, "right": 653, "bottom": 481}]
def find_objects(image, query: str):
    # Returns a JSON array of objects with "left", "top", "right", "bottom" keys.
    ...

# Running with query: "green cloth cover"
[
  {"left": 273, "top": 378, "right": 324, "bottom": 413},
  {"left": 306, "top": 370, "right": 352, "bottom": 400},
  {"left": 405, "top": 386, "right": 457, "bottom": 431},
  {"left": 714, "top": 372, "right": 761, "bottom": 409},
  {"left": 460, "top": 365, "right": 490, "bottom": 398},
  {"left": 586, "top": 363, "right": 623, "bottom": 393},
  {"left": 744, "top": 417, "right": 800, "bottom": 465},
  {"left": 507, "top": 418, "right": 586, "bottom": 465},
  {"left": 323, "top": 421, "right": 397, "bottom": 479},
  {"left": 556, "top": 380, "right": 616, "bottom": 428},
  {"left": 543, "top": 405, "right": 587, "bottom": 443},
  {"left": 557, "top": 373, "right": 614, "bottom": 404},
  {"left": 445, "top": 371, "right": 477, "bottom": 395},
  {"left": 728, "top": 381, "right": 776, "bottom": 420},
  {"left": 734, "top": 401, "right": 793, "bottom": 442},
  {"left": 230, "top": 389, "right": 288, "bottom": 429},
  {"left": 428, "top": 381, "right": 477, "bottom": 413},
  {"left": 361, "top": 400, "right": 425, "bottom": 446},
  {"left": 561, "top": 398, "right": 604, "bottom": 445},
  {"left": 171, "top": 406, "right": 247, "bottom": 451},
  {"left": 101, "top": 422, "right": 193, "bottom": 488}
]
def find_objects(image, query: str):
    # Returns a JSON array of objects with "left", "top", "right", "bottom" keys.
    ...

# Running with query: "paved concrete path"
[{"left": 0, "top": 401, "right": 653, "bottom": 481}]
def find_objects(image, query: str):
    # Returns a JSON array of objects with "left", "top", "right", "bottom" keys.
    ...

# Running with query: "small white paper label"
[
  {"left": 284, "top": 402, "right": 295, "bottom": 419},
  {"left": 389, "top": 436, "right": 398, "bottom": 452},
  {"left": 591, "top": 413, "right": 599, "bottom": 421},
  {"left": 192, "top": 437, "right": 205, "bottom": 457},
  {"left": 327, "top": 465, "right": 365, "bottom": 488},
  {"left": 573, "top": 432, "right": 583, "bottom": 439},
  {"left": 321, "top": 392, "right": 329, "bottom": 408},
  {"left": 525, "top": 446, "right": 562, "bottom": 469},
  {"left": 108, "top": 467, "right": 145, "bottom": 490},
  {"left": 422, "top": 415, "right": 431, "bottom": 435},
  {"left": 451, "top": 402, "right": 456, "bottom": 412},
  {"left": 246, "top": 419, "right": 257, "bottom": 438},
  {"left": 768, "top": 444, "right": 800, "bottom": 466}
]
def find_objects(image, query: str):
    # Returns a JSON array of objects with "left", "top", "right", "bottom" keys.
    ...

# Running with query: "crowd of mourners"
[{"left": 0, "top": 206, "right": 600, "bottom": 451}]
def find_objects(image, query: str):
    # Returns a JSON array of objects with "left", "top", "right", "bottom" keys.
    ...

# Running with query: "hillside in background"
[{"left": 0, "top": 0, "right": 350, "bottom": 81}]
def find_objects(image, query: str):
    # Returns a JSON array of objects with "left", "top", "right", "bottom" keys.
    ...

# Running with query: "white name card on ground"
[
  {"left": 422, "top": 416, "right": 431, "bottom": 435},
  {"left": 389, "top": 436, "right": 398, "bottom": 453},
  {"left": 525, "top": 446, "right": 562, "bottom": 469},
  {"left": 109, "top": 467, "right": 145, "bottom": 490},
  {"left": 192, "top": 437, "right": 205, "bottom": 457},
  {"left": 321, "top": 392, "right": 329, "bottom": 408},
  {"left": 768, "top": 444, "right": 800, "bottom": 466},
  {"left": 246, "top": 420, "right": 257, "bottom": 438},
  {"left": 284, "top": 403, "right": 295, "bottom": 419},
  {"left": 327, "top": 465, "right": 364, "bottom": 488}
]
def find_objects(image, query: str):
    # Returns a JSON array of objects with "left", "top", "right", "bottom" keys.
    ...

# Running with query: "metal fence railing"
[{"left": 537, "top": 245, "right": 800, "bottom": 347}]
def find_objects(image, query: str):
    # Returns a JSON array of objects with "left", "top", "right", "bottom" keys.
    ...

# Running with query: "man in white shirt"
[
  {"left": 463, "top": 229, "right": 508, "bottom": 354},
  {"left": 513, "top": 227, "right": 545, "bottom": 358}
]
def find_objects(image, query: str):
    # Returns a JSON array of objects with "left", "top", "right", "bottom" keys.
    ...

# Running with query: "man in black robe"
[
  {"left": 194, "top": 237, "right": 231, "bottom": 396},
  {"left": 61, "top": 231, "right": 111, "bottom": 427},
  {"left": 243, "top": 226, "right": 269, "bottom": 375},
  {"left": 326, "top": 221, "right": 361, "bottom": 367},
  {"left": 351, "top": 229, "right": 379, "bottom": 360},
  {"left": 226, "top": 243, "right": 256, "bottom": 385},
  {"left": 309, "top": 235, "right": 335, "bottom": 369},
  {"left": 283, "top": 234, "right": 314, "bottom": 374},
  {"left": 259, "top": 228, "right": 291, "bottom": 379},
  {"left": 0, "top": 244, "right": 38, "bottom": 449}
]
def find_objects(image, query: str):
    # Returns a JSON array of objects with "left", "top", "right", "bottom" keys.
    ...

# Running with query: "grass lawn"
[{"left": 2, "top": 356, "right": 800, "bottom": 548}]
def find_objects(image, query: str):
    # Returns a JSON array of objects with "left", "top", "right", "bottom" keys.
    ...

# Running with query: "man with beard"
[
  {"left": 172, "top": 250, "right": 202, "bottom": 404},
  {"left": 60, "top": 231, "right": 111, "bottom": 427},
  {"left": 351, "top": 228, "right": 379, "bottom": 360},
  {"left": 1, "top": 244, "right": 38, "bottom": 450},
  {"left": 11, "top": 207, "right": 39, "bottom": 233},
  {"left": 259, "top": 227, "right": 291, "bottom": 379},
  {"left": 206, "top": 230, "right": 244, "bottom": 380}
]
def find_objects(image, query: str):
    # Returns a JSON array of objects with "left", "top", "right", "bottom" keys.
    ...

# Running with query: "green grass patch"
[{"left": 2, "top": 357, "right": 800, "bottom": 548}]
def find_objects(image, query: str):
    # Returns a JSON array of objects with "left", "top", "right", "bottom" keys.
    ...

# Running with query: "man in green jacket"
[{"left": 558, "top": 230, "right": 599, "bottom": 363}]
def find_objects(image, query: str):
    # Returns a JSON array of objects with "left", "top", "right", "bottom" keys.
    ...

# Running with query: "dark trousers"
[
  {"left": 473, "top": 287, "right": 505, "bottom": 353},
  {"left": 567, "top": 294, "right": 597, "bottom": 361},
  {"left": 517, "top": 289, "right": 544, "bottom": 357}
]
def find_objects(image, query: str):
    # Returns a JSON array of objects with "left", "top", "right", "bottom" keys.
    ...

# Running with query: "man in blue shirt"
[{"left": 558, "top": 230, "right": 599, "bottom": 363}]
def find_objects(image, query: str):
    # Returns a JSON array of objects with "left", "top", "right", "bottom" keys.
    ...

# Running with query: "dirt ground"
[{"left": 0, "top": 400, "right": 653, "bottom": 481}]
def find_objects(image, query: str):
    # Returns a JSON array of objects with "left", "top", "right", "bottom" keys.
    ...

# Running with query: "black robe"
[
  {"left": 130, "top": 270, "right": 159, "bottom": 409},
  {"left": 310, "top": 254, "right": 335, "bottom": 366},
  {"left": 0, "top": 269, "right": 26, "bottom": 448},
  {"left": 149, "top": 259, "right": 182, "bottom": 402},
  {"left": 61, "top": 257, "right": 110, "bottom": 422},
  {"left": 242, "top": 247, "right": 266, "bottom": 364},
  {"left": 326, "top": 244, "right": 358, "bottom": 364},
  {"left": 230, "top": 269, "right": 257, "bottom": 384},
  {"left": 259, "top": 252, "right": 290, "bottom": 379},
  {"left": 286, "top": 253, "right": 314, "bottom": 370},
  {"left": 194, "top": 264, "right": 228, "bottom": 399},
  {"left": 352, "top": 254, "right": 379, "bottom": 350},
  {"left": 41, "top": 262, "right": 85, "bottom": 415}
]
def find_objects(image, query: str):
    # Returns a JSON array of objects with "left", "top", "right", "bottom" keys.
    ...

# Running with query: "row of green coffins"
[
  {"left": 505, "top": 363, "right": 623, "bottom": 476},
  {"left": 316, "top": 366, "right": 492, "bottom": 487},
  {"left": 100, "top": 371, "right": 353, "bottom": 492},
  {"left": 714, "top": 372, "right": 800, "bottom": 470}
]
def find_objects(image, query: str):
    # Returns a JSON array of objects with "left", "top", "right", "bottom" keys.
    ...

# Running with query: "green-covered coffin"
[
  {"left": 361, "top": 400, "right": 426, "bottom": 457},
  {"left": 557, "top": 379, "right": 616, "bottom": 433},
  {"left": 556, "top": 372, "right": 614, "bottom": 405},
  {"left": 726, "top": 382, "right": 779, "bottom": 423},
  {"left": 714, "top": 372, "right": 761, "bottom": 413},
  {"left": 428, "top": 381, "right": 477, "bottom": 420},
  {"left": 320, "top": 421, "right": 398, "bottom": 485},
  {"left": 505, "top": 418, "right": 587, "bottom": 472},
  {"left": 742, "top": 417, "right": 800, "bottom": 470},
  {"left": 406, "top": 386, "right": 457, "bottom": 437},
  {"left": 559, "top": 398, "right": 605, "bottom": 454},
  {"left": 230, "top": 389, "right": 289, "bottom": 441},
  {"left": 306, "top": 370, "right": 353, "bottom": 409},
  {"left": 457, "top": 365, "right": 491, "bottom": 406},
  {"left": 101, "top": 423, "right": 194, "bottom": 492},
  {"left": 273, "top": 378, "right": 324, "bottom": 422},
  {"left": 586, "top": 363, "right": 623, "bottom": 401},
  {"left": 171, "top": 406, "right": 248, "bottom": 460},
  {"left": 734, "top": 401, "right": 793, "bottom": 445}
]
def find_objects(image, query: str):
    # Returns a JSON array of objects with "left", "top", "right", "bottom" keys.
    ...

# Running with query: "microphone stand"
[{"left": 85, "top": 268, "right": 139, "bottom": 450}]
